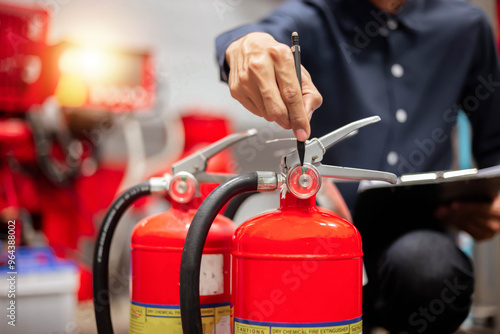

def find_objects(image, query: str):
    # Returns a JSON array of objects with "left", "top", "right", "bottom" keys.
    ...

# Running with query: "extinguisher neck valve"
[
  {"left": 149, "top": 175, "right": 171, "bottom": 194},
  {"left": 280, "top": 193, "right": 317, "bottom": 210},
  {"left": 279, "top": 116, "right": 397, "bottom": 185}
]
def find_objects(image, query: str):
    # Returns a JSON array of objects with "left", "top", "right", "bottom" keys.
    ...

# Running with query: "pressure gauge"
[
  {"left": 169, "top": 172, "right": 198, "bottom": 203},
  {"left": 286, "top": 164, "right": 321, "bottom": 199}
]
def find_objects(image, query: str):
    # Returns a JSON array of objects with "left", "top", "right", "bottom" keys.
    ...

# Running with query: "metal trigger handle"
[
  {"left": 161, "top": 128, "right": 258, "bottom": 202},
  {"left": 317, "top": 165, "right": 398, "bottom": 184},
  {"left": 282, "top": 116, "right": 382, "bottom": 169},
  {"left": 172, "top": 129, "right": 258, "bottom": 175},
  {"left": 280, "top": 116, "right": 397, "bottom": 188},
  {"left": 318, "top": 116, "right": 381, "bottom": 151}
]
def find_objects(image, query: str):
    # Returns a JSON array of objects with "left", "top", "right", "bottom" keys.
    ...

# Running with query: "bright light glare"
[
  {"left": 82, "top": 49, "right": 107, "bottom": 75},
  {"left": 58, "top": 47, "right": 113, "bottom": 82},
  {"left": 58, "top": 49, "right": 78, "bottom": 73},
  {"left": 400, "top": 173, "right": 437, "bottom": 183},
  {"left": 443, "top": 169, "right": 477, "bottom": 179}
]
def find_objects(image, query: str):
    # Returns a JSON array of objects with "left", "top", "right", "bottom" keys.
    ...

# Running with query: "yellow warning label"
[
  {"left": 235, "top": 322, "right": 270, "bottom": 334},
  {"left": 350, "top": 321, "right": 362, "bottom": 334},
  {"left": 204, "top": 317, "right": 215, "bottom": 334},
  {"left": 216, "top": 305, "right": 231, "bottom": 323},
  {"left": 234, "top": 319, "right": 361, "bottom": 334},
  {"left": 271, "top": 326, "right": 349, "bottom": 334},
  {"left": 130, "top": 304, "right": 145, "bottom": 325},
  {"left": 130, "top": 302, "right": 230, "bottom": 334},
  {"left": 146, "top": 307, "right": 180, "bottom": 317},
  {"left": 202, "top": 307, "right": 215, "bottom": 317}
]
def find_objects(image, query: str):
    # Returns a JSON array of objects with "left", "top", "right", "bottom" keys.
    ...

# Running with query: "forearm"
[
  {"left": 216, "top": 24, "right": 269, "bottom": 82},
  {"left": 215, "top": 0, "right": 322, "bottom": 82}
]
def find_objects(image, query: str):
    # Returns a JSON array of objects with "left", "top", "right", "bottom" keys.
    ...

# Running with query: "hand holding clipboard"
[{"left": 353, "top": 165, "right": 500, "bottom": 241}]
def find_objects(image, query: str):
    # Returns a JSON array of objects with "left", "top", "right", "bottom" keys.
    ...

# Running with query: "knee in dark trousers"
[{"left": 367, "top": 230, "right": 474, "bottom": 333}]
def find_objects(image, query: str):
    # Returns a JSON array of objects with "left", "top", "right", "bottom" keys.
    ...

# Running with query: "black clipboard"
[
  {"left": 355, "top": 166, "right": 500, "bottom": 212},
  {"left": 352, "top": 166, "right": 500, "bottom": 258}
]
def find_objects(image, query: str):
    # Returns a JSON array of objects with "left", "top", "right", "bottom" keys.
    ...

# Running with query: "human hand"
[
  {"left": 434, "top": 195, "right": 500, "bottom": 241},
  {"left": 225, "top": 32, "right": 323, "bottom": 141}
]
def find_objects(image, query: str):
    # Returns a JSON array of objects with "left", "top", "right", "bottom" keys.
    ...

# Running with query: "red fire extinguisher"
[
  {"left": 180, "top": 116, "right": 398, "bottom": 333},
  {"left": 93, "top": 129, "right": 257, "bottom": 334}
]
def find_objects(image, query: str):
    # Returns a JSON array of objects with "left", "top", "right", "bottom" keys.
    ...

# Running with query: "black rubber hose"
[
  {"left": 222, "top": 192, "right": 256, "bottom": 220},
  {"left": 93, "top": 181, "right": 151, "bottom": 334},
  {"left": 180, "top": 173, "right": 259, "bottom": 333}
]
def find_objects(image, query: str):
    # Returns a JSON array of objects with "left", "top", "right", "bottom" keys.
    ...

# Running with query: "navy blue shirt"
[{"left": 216, "top": 0, "right": 500, "bottom": 207}]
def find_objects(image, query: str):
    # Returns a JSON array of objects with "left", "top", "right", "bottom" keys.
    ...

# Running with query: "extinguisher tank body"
[
  {"left": 231, "top": 195, "right": 363, "bottom": 333},
  {"left": 130, "top": 199, "right": 235, "bottom": 333}
]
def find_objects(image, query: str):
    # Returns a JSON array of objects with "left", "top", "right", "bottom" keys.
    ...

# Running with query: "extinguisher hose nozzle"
[
  {"left": 180, "top": 173, "right": 260, "bottom": 334},
  {"left": 92, "top": 181, "right": 152, "bottom": 334}
]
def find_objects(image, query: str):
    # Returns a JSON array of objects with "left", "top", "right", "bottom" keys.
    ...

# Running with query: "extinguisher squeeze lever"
[
  {"left": 171, "top": 128, "right": 258, "bottom": 183},
  {"left": 153, "top": 128, "right": 259, "bottom": 203},
  {"left": 282, "top": 116, "right": 398, "bottom": 184},
  {"left": 148, "top": 129, "right": 257, "bottom": 197}
]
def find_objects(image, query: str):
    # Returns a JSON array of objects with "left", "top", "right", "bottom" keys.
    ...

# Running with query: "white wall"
[{"left": 9, "top": 0, "right": 283, "bottom": 129}]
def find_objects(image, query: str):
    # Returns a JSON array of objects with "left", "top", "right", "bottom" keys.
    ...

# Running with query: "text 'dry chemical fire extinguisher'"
[
  {"left": 93, "top": 129, "right": 257, "bottom": 334},
  {"left": 180, "top": 116, "right": 398, "bottom": 334}
]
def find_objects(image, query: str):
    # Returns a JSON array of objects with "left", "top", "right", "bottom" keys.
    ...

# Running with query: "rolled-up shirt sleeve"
[{"left": 215, "top": 0, "right": 320, "bottom": 82}]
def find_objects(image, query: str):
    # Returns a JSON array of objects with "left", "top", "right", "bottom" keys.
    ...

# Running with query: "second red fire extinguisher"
[{"left": 93, "top": 129, "right": 257, "bottom": 334}]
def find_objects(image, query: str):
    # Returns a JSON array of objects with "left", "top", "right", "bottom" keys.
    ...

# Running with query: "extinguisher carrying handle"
[
  {"left": 317, "top": 165, "right": 397, "bottom": 184},
  {"left": 172, "top": 128, "right": 258, "bottom": 177},
  {"left": 164, "top": 128, "right": 258, "bottom": 202},
  {"left": 180, "top": 172, "right": 280, "bottom": 334}
]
